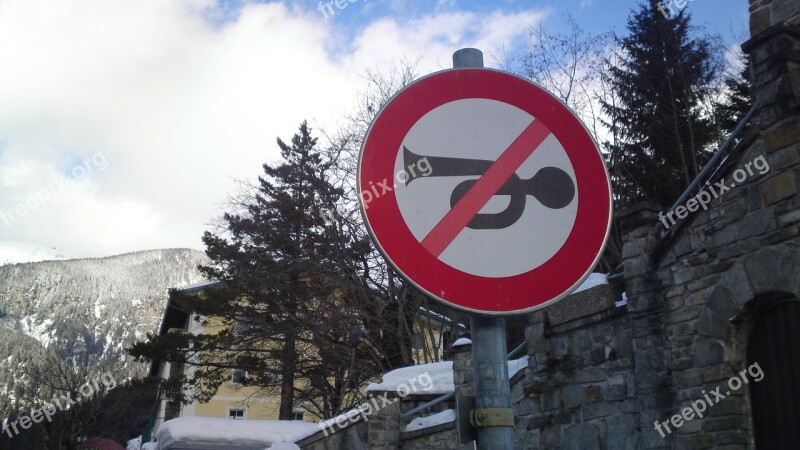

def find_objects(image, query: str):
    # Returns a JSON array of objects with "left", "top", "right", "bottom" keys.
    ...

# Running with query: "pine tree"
[
  {"left": 130, "top": 122, "right": 418, "bottom": 420},
  {"left": 196, "top": 121, "right": 354, "bottom": 419},
  {"left": 603, "top": 0, "right": 720, "bottom": 208}
]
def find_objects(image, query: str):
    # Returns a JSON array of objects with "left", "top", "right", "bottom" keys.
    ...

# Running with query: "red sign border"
[{"left": 358, "top": 68, "right": 612, "bottom": 315}]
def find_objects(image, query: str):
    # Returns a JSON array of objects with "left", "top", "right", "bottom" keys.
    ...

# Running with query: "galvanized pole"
[{"left": 453, "top": 48, "right": 515, "bottom": 450}]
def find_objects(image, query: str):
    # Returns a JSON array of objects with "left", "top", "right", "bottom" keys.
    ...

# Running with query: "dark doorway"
[{"left": 747, "top": 297, "right": 800, "bottom": 449}]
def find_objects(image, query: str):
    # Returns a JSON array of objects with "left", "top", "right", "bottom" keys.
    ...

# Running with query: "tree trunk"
[{"left": 278, "top": 334, "right": 297, "bottom": 420}]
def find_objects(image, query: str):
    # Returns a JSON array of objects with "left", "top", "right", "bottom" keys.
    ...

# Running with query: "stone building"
[{"left": 298, "top": 0, "right": 800, "bottom": 448}]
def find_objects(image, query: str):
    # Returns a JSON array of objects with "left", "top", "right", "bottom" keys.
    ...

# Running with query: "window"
[
  {"left": 291, "top": 408, "right": 304, "bottom": 421},
  {"left": 228, "top": 408, "right": 245, "bottom": 420},
  {"left": 231, "top": 369, "right": 248, "bottom": 385}
]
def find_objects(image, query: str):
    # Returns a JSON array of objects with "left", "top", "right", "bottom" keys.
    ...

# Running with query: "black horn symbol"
[{"left": 404, "top": 146, "right": 575, "bottom": 230}]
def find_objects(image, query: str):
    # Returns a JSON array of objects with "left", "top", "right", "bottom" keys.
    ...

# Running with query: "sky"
[{"left": 0, "top": 0, "right": 749, "bottom": 259}]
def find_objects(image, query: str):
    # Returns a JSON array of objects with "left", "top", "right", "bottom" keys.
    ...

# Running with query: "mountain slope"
[{"left": 0, "top": 248, "right": 210, "bottom": 415}]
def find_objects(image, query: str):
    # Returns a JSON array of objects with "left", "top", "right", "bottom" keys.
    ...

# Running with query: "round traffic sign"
[{"left": 358, "top": 68, "right": 612, "bottom": 314}]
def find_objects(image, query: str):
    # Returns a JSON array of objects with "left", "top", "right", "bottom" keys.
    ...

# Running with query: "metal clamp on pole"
[{"left": 470, "top": 407, "right": 515, "bottom": 428}]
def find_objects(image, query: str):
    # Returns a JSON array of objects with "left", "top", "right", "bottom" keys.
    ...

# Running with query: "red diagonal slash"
[{"left": 420, "top": 119, "right": 552, "bottom": 257}]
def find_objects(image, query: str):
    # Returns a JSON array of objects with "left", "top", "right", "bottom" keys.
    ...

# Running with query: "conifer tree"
[
  {"left": 131, "top": 122, "right": 430, "bottom": 419},
  {"left": 603, "top": 0, "right": 719, "bottom": 207}
]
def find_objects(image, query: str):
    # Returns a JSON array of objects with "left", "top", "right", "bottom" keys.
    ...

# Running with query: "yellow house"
[
  {"left": 143, "top": 280, "right": 463, "bottom": 441},
  {"left": 146, "top": 280, "right": 299, "bottom": 441}
]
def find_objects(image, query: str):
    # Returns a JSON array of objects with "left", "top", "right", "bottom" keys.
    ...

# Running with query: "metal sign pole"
[{"left": 453, "top": 48, "right": 515, "bottom": 450}]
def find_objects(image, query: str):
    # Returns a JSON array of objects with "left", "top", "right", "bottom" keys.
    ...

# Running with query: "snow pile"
[
  {"left": 405, "top": 409, "right": 456, "bottom": 432},
  {"left": 571, "top": 273, "right": 608, "bottom": 294},
  {"left": 365, "top": 361, "right": 453, "bottom": 394},
  {"left": 366, "top": 356, "right": 530, "bottom": 395},
  {"left": 616, "top": 292, "right": 628, "bottom": 308},
  {"left": 452, "top": 337, "right": 472, "bottom": 347},
  {"left": 508, "top": 355, "right": 530, "bottom": 378},
  {"left": 156, "top": 417, "right": 319, "bottom": 449},
  {"left": 126, "top": 436, "right": 141, "bottom": 450},
  {"left": 265, "top": 443, "right": 301, "bottom": 450},
  {"left": 317, "top": 407, "right": 367, "bottom": 431},
  {"left": 141, "top": 443, "right": 157, "bottom": 450}
]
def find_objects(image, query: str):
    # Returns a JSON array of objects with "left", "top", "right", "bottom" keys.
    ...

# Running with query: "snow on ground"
[
  {"left": 365, "top": 356, "right": 530, "bottom": 395},
  {"left": 265, "top": 443, "right": 302, "bottom": 450},
  {"left": 156, "top": 417, "right": 319, "bottom": 449},
  {"left": 126, "top": 436, "right": 141, "bottom": 450},
  {"left": 404, "top": 409, "right": 456, "bottom": 432},
  {"left": 453, "top": 337, "right": 472, "bottom": 347},
  {"left": 20, "top": 317, "right": 54, "bottom": 347},
  {"left": 572, "top": 273, "right": 608, "bottom": 294},
  {"left": 141, "top": 443, "right": 157, "bottom": 450}
]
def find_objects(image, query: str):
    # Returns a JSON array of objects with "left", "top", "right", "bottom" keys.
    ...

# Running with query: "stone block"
[
  {"left": 583, "top": 385, "right": 603, "bottom": 403},
  {"left": 540, "top": 391, "right": 561, "bottom": 411},
  {"left": 719, "top": 262, "right": 755, "bottom": 307},
  {"left": 749, "top": 5, "right": 771, "bottom": 36},
  {"left": 701, "top": 415, "right": 745, "bottom": 432},
  {"left": 604, "top": 384, "right": 627, "bottom": 401},
  {"left": 768, "top": 144, "right": 800, "bottom": 171},
  {"left": 743, "top": 247, "right": 796, "bottom": 294},
  {"left": 563, "top": 422, "right": 600, "bottom": 450},
  {"left": 606, "top": 414, "right": 637, "bottom": 449},
  {"left": 540, "top": 426, "right": 562, "bottom": 448},
  {"left": 572, "top": 368, "right": 608, "bottom": 383},
  {"left": 690, "top": 433, "right": 715, "bottom": 449},
  {"left": 708, "top": 395, "right": 746, "bottom": 416},
  {"left": 765, "top": 117, "right": 800, "bottom": 153},
  {"left": 582, "top": 401, "right": 616, "bottom": 420},
  {"left": 706, "top": 285, "right": 739, "bottom": 319},
  {"left": 717, "top": 430, "right": 750, "bottom": 445},
  {"left": 673, "top": 368, "right": 704, "bottom": 389},
  {"left": 693, "top": 338, "right": 724, "bottom": 367},
  {"left": 758, "top": 170, "right": 796, "bottom": 205},
  {"left": 736, "top": 207, "right": 777, "bottom": 239},
  {"left": 563, "top": 384, "right": 583, "bottom": 409},
  {"left": 697, "top": 309, "right": 729, "bottom": 339}
]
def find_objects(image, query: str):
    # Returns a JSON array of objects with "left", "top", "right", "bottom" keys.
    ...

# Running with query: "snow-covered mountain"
[
  {"left": 0, "top": 241, "right": 71, "bottom": 266},
  {"left": 0, "top": 248, "right": 210, "bottom": 416}
]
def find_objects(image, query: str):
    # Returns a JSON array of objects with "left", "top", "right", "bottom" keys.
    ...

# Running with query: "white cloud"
[{"left": 0, "top": 0, "right": 544, "bottom": 258}]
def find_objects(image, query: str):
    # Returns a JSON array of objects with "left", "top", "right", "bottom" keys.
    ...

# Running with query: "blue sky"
[{"left": 0, "top": 0, "right": 750, "bottom": 259}]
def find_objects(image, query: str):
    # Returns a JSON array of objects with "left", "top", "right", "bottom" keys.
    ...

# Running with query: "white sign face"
[{"left": 393, "top": 98, "right": 578, "bottom": 278}]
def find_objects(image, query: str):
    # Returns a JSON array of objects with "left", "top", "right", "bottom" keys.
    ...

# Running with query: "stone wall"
[
  {"left": 299, "top": 1, "right": 800, "bottom": 448},
  {"left": 297, "top": 420, "right": 368, "bottom": 450},
  {"left": 510, "top": 1, "right": 800, "bottom": 448}
]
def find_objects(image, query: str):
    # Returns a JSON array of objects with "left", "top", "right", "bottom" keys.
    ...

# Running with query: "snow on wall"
[
  {"left": 404, "top": 409, "right": 456, "bottom": 432},
  {"left": 155, "top": 417, "right": 319, "bottom": 449},
  {"left": 365, "top": 356, "right": 530, "bottom": 395},
  {"left": 452, "top": 337, "right": 472, "bottom": 347},
  {"left": 571, "top": 272, "right": 608, "bottom": 294}
]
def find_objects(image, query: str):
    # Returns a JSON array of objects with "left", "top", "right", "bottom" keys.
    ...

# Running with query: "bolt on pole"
[{"left": 453, "top": 47, "right": 516, "bottom": 450}]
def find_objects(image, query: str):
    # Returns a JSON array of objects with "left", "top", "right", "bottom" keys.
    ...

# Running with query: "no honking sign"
[{"left": 358, "top": 68, "right": 612, "bottom": 314}]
